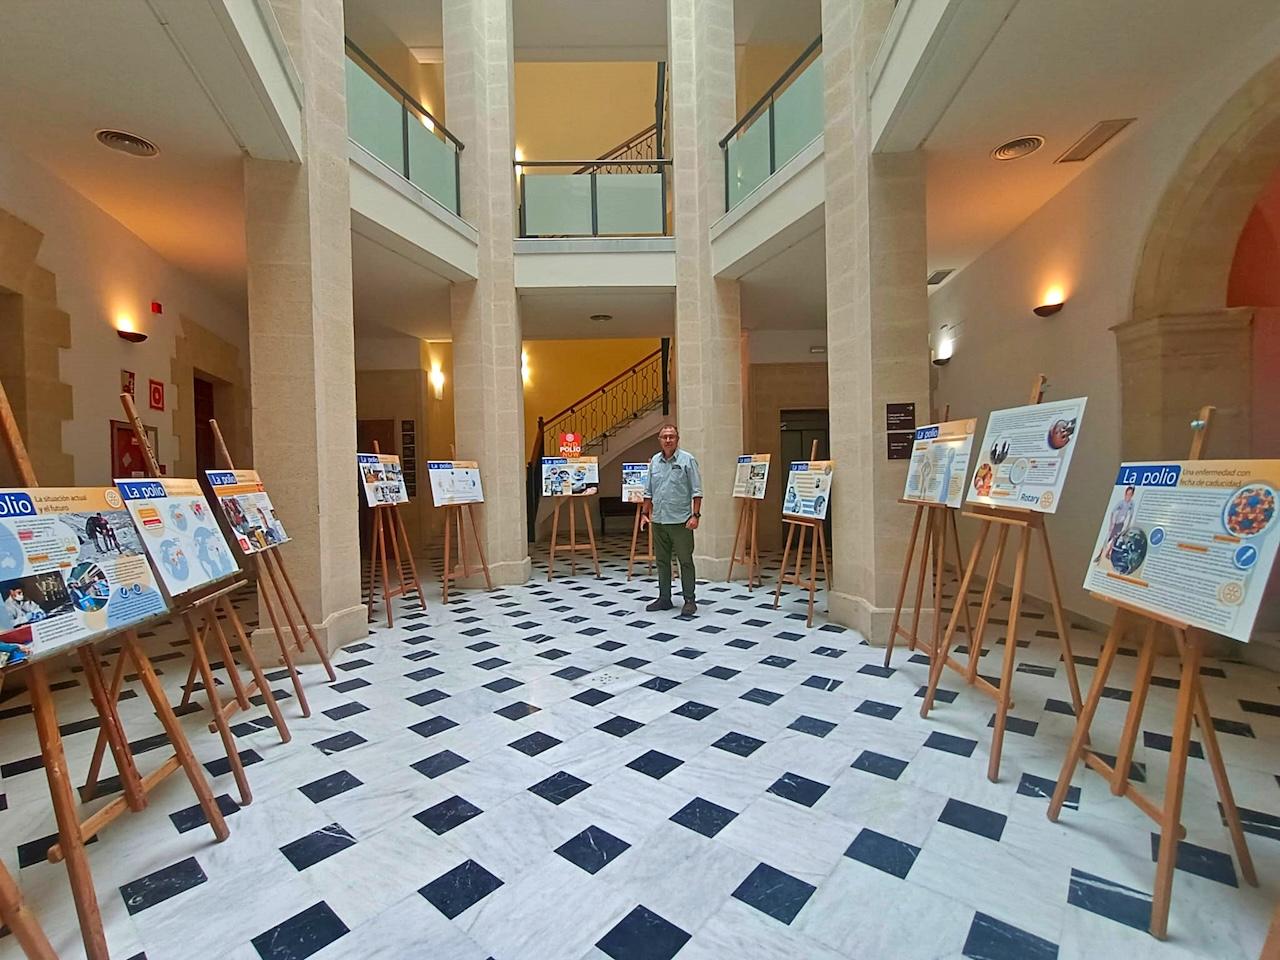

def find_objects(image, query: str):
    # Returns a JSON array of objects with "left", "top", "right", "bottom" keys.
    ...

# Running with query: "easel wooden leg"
[
  {"left": 926, "top": 513, "right": 947, "bottom": 661},
  {"left": 988, "top": 524, "right": 1030, "bottom": 782},
  {"left": 805, "top": 522, "right": 819, "bottom": 628},
  {"left": 77, "top": 646, "right": 145, "bottom": 811},
  {"left": 816, "top": 523, "right": 829, "bottom": 595},
  {"left": 547, "top": 499, "right": 562, "bottom": 582},
  {"left": 773, "top": 522, "right": 796, "bottom": 609},
  {"left": 0, "top": 859, "right": 57, "bottom": 960},
  {"left": 216, "top": 597, "right": 289, "bottom": 742},
  {"left": 947, "top": 509, "right": 978, "bottom": 648},
  {"left": 922, "top": 522, "right": 990, "bottom": 718},
  {"left": 393, "top": 507, "right": 427, "bottom": 610},
  {"left": 582, "top": 499, "right": 600, "bottom": 576},
  {"left": 180, "top": 651, "right": 199, "bottom": 706},
  {"left": 884, "top": 505, "right": 924, "bottom": 668},
  {"left": 749, "top": 501, "right": 761, "bottom": 588},
  {"left": 30, "top": 661, "right": 109, "bottom": 960},
  {"left": 646, "top": 520, "right": 654, "bottom": 578},
  {"left": 727, "top": 501, "right": 746, "bottom": 585},
  {"left": 82, "top": 646, "right": 128, "bottom": 801},
  {"left": 185, "top": 612, "right": 252, "bottom": 805},
  {"left": 442, "top": 506, "right": 455, "bottom": 602},
  {"left": 628, "top": 505, "right": 642, "bottom": 581},
  {"left": 456, "top": 503, "right": 468, "bottom": 578},
  {"left": 1039, "top": 525, "right": 1084, "bottom": 713},
  {"left": 381, "top": 508, "right": 402, "bottom": 628},
  {"left": 1112, "top": 621, "right": 1157, "bottom": 794},
  {"left": 466, "top": 503, "right": 494, "bottom": 591},
  {"left": 966, "top": 522, "right": 1008, "bottom": 683},
  {"left": 568, "top": 498, "right": 579, "bottom": 577},
  {"left": 266, "top": 549, "right": 337, "bottom": 682},
  {"left": 209, "top": 609, "right": 251, "bottom": 712},
  {"left": 252, "top": 569, "right": 312, "bottom": 720}
]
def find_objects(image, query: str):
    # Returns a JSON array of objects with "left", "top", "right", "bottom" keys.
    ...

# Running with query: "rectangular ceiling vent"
[
  {"left": 1056, "top": 118, "right": 1135, "bottom": 163},
  {"left": 926, "top": 268, "right": 954, "bottom": 285}
]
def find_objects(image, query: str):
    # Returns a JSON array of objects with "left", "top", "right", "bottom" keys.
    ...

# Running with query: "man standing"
[{"left": 642, "top": 424, "right": 702, "bottom": 616}]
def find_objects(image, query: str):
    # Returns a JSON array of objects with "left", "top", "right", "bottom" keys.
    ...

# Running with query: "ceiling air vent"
[
  {"left": 95, "top": 129, "right": 159, "bottom": 158},
  {"left": 990, "top": 136, "right": 1044, "bottom": 161},
  {"left": 927, "top": 268, "right": 955, "bottom": 286},
  {"left": 1056, "top": 118, "right": 1135, "bottom": 163}
]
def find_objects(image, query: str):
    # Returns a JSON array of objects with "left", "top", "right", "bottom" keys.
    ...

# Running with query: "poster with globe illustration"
[
  {"left": 968, "top": 397, "right": 1087, "bottom": 513},
  {"left": 116, "top": 478, "right": 240, "bottom": 599},
  {"left": 1084, "top": 460, "right": 1280, "bottom": 642},
  {"left": 0, "top": 487, "right": 168, "bottom": 665}
]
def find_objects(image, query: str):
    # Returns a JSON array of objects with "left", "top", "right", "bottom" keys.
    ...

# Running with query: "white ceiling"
[
  {"left": 519, "top": 288, "right": 674, "bottom": 339},
  {"left": 923, "top": 0, "right": 1280, "bottom": 278},
  {"left": 739, "top": 227, "right": 827, "bottom": 331},
  {"left": 351, "top": 230, "right": 452, "bottom": 339},
  {"left": 0, "top": 0, "right": 247, "bottom": 307}
]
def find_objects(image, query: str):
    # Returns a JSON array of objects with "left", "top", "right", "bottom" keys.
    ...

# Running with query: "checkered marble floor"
[{"left": 1, "top": 533, "right": 1278, "bottom": 960}]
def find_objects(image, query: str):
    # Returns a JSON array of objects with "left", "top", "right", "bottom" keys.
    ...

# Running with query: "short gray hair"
[{"left": 658, "top": 423, "right": 679, "bottom": 438}]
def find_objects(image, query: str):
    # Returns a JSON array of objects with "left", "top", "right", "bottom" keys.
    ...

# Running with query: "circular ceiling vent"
[
  {"left": 590, "top": 313, "right": 613, "bottom": 322},
  {"left": 990, "top": 135, "right": 1044, "bottom": 161},
  {"left": 95, "top": 129, "right": 159, "bottom": 158}
]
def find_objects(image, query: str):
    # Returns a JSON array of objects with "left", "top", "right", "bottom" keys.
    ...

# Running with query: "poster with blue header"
[
  {"left": 0, "top": 487, "right": 168, "bottom": 665},
  {"left": 116, "top": 478, "right": 239, "bottom": 598}
]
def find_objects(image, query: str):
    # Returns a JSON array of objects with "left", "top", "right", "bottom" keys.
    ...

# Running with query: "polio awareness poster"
[
  {"left": 621, "top": 463, "right": 649, "bottom": 504},
  {"left": 206, "top": 470, "right": 289, "bottom": 555},
  {"left": 116, "top": 478, "right": 239, "bottom": 598},
  {"left": 428, "top": 461, "right": 485, "bottom": 506},
  {"left": 732, "top": 454, "right": 771, "bottom": 500},
  {"left": 1084, "top": 460, "right": 1279, "bottom": 642},
  {"left": 0, "top": 487, "right": 168, "bottom": 664},
  {"left": 357, "top": 453, "right": 410, "bottom": 507},
  {"left": 783, "top": 461, "right": 834, "bottom": 520},
  {"left": 967, "top": 398, "right": 1087, "bottom": 513},
  {"left": 902, "top": 419, "right": 977, "bottom": 508},
  {"left": 542, "top": 457, "right": 599, "bottom": 497}
]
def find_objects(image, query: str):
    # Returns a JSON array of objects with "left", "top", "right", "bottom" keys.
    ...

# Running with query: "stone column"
[
  {"left": 668, "top": 0, "right": 743, "bottom": 578},
  {"left": 243, "top": 0, "right": 365, "bottom": 655},
  {"left": 822, "top": 0, "right": 931, "bottom": 643},
  {"left": 442, "top": 0, "right": 530, "bottom": 584}
]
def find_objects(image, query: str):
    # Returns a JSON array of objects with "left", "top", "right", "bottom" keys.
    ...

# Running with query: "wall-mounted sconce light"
[
  {"left": 521, "top": 350, "right": 531, "bottom": 385},
  {"left": 429, "top": 366, "right": 445, "bottom": 400},
  {"left": 1034, "top": 285, "right": 1066, "bottom": 318},
  {"left": 115, "top": 313, "right": 147, "bottom": 343},
  {"left": 514, "top": 146, "right": 524, "bottom": 179},
  {"left": 932, "top": 324, "right": 954, "bottom": 366}
]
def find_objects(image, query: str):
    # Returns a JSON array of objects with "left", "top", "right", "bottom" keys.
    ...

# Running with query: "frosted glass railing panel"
[
  {"left": 408, "top": 119, "right": 458, "bottom": 213},
  {"left": 523, "top": 175, "right": 593, "bottom": 236},
  {"left": 596, "top": 174, "right": 663, "bottom": 235},
  {"left": 726, "top": 116, "right": 770, "bottom": 208},
  {"left": 344, "top": 57, "right": 403, "bottom": 173},
  {"left": 773, "top": 55, "right": 823, "bottom": 169}
]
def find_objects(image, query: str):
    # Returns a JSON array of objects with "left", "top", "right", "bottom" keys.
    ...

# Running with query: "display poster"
[
  {"left": 732, "top": 454, "right": 771, "bottom": 500},
  {"left": 559, "top": 433, "right": 583, "bottom": 456},
  {"left": 1084, "top": 460, "right": 1279, "bottom": 643},
  {"left": 0, "top": 487, "right": 168, "bottom": 665},
  {"left": 428, "top": 461, "right": 485, "bottom": 507},
  {"left": 783, "top": 461, "right": 834, "bottom": 520},
  {"left": 621, "top": 463, "right": 649, "bottom": 504},
  {"left": 206, "top": 470, "right": 290, "bottom": 555},
  {"left": 967, "top": 397, "right": 1087, "bottom": 513},
  {"left": 116, "top": 478, "right": 239, "bottom": 598},
  {"left": 357, "top": 453, "right": 410, "bottom": 507},
  {"left": 542, "top": 457, "right": 599, "bottom": 497},
  {"left": 903, "top": 419, "right": 978, "bottom": 508}
]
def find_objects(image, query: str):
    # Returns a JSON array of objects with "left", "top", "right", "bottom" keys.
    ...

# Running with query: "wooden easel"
[
  {"left": 627, "top": 501, "right": 654, "bottom": 582},
  {"left": 547, "top": 496, "right": 600, "bottom": 580},
  {"left": 883, "top": 405, "right": 977, "bottom": 669},
  {"left": 0, "top": 382, "right": 228, "bottom": 960},
  {"left": 727, "top": 497, "right": 762, "bottom": 589},
  {"left": 363, "top": 441, "right": 426, "bottom": 627},
  {"left": 440, "top": 501, "right": 494, "bottom": 603},
  {"left": 1048, "top": 406, "right": 1258, "bottom": 939},
  {"left": 0, "top": 861, "right": 56, "bottom": 959},
  {"left": 772, "top": 440, "right": 829, "bottom": 627},
  {"left": 919, "top": 375, "right": 1085, "bottom": 783}
]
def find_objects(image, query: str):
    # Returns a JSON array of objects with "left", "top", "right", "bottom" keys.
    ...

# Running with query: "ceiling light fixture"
[
  {"left": 96, "top": 129, "right": 159, "bottom": 158},
  {"left": 809, "top": 345, "right": 826, "bottom": 354},
  {"left": 926, "top": 268, "right": 954, "bottom": 286},
  {"left": 1056, "top": 119, "right": 1134, "bottom": 163},
  {"left": 990, "top": 135, "right": 1044, "bottom": 161},
  {"left": 590, "top": 314, "right": 612, "bottom": 323}
]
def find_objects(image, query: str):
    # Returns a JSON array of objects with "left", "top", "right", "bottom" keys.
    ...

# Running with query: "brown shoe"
[
  {"left": 646, "top": 597, "right": 674, "bottom": 612},
  {"left": 680, "top": 601, "right": 697, "bottom": 618}
]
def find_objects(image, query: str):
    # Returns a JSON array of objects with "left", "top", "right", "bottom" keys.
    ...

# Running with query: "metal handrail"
[
  {"left": 575, "top": 125, "right": 658, "bottom": 174},
  {"left": 541, "top": 347, "right": 664, "bottom": 428},
  {"left": 718, "top": 34, "right": 822, "bottom": 149},
  {"left": 344, "top": 37, "right": 465, "bottom": 151},
  {"left": 519, "top": 159, "right": 672, "bottom": 168}
]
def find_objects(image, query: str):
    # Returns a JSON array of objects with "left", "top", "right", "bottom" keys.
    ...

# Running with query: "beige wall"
[
  {"left": 344, "top": 4, "right": 446, "bottom": 121},
  {"left": 748, "top": 362, "right": 828, "bottom": 550},
  {"left": 515, "top": 62, "right": 658, "bottom": 162}
]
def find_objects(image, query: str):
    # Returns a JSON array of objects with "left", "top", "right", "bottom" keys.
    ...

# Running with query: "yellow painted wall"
[
  {"left": 735, "top": 45, "right": 808, "bottom": 120},
  {"left": 345, "top": 8, "right": 446, "bottom": 122},
  {"left": 515, "top": 62, "right": 658, "bottom": 163}
]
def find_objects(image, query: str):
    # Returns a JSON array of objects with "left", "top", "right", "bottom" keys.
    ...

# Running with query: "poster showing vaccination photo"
[
  {"left": 117, "top": 478, "right": 239, "bottom": 598},
  {"left": 783, "top": 461, "right": 834, "bottom": 520},
  {"left": 358, "top": 453, "right": 410, "bottom": 506},
  {"left": 967, "top": 397, "right": 1087, "bottom": 513},
  {"left": 542, "top": 457, "right": 599, "bottom": 497},
  {"left": 732, "top": 454, "right": 771, "bottom": 500},
  {"left": 428, "top": 461, "right": 485, "bottom": 507},
  {"left": 1084, "top": 460, "right": 1279, "bottom": 642},
  {"left": 206, "top": 470, "right": 290, "bottom": 555},
  {"left": 0, "top": 487, "right": 168, "bottom": 665},
  {"left": 903, "top": 419, "right": 977, "bottom": 508},
  {"left": 621, "top": 463, "right": 649, "bottom": 503}
]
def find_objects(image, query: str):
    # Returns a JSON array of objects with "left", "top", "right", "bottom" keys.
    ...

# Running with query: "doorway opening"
[{"left": 193, "top": 374, "right": 217, "bottom": 497}]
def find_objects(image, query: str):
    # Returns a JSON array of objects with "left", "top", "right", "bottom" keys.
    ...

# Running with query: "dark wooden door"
[{"left": 194, "top": 376, "right": 216, "bottom": 494}]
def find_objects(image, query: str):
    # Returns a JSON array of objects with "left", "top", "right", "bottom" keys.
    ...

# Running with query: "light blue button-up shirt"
[{"left": 644, "top": 448, "right": 702, "bottom": 523}]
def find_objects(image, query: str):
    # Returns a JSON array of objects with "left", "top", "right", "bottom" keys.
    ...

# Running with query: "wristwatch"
[{"left": 692, "top": 512, "right": 701, "bottom": 518}]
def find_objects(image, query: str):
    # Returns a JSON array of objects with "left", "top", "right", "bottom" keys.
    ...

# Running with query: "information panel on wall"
[
  {"left": 206, "top": 470, "right": 290, "bottom": 555},
  {"left": 542, "top": 457, "right": 599, "bottom": 497},
  {"left": 783, "top": 461, "right": 834, "bottom": 520},
  {"left": 428, "top": 461, "right": 485, "bottom": 506},
  {"left": 117, "top": 478, "right": 239, "bottom": 598},
  {"left": 357, "top": 453, "right": 410, "bottom": 507},
  {"left": 621, "top": 463, "right": 649, "bottom": 503},
  {"left": 967, "top": 397, "right": 1087, "bottom": 513},
  {"left": 902, "top": 419, "right": 977, "bottom": 508},
  {"left": 732, "top": 454, "right": 771, "bottom": 500},
  {"left": 0, "top": 487, "right": 168, "bottom": 665},
  {"left": 1084, "top": 460, "right": 1279, "bottom": 642}
]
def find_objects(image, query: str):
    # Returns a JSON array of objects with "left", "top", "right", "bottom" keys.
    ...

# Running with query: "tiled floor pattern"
[{"left": 1, "top": 534, "right": 1278, "bottom": 960}]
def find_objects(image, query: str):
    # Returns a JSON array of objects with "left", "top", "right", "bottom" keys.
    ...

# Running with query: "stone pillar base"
[
  {"left": 251, "top": 602, "right": 368, "bottom": 664},
  {"left": 693, "top": 553, "right": 732, "bottom": 582},
  {"left": 827, "top": 590, "right": 920, "bottom": 647}
]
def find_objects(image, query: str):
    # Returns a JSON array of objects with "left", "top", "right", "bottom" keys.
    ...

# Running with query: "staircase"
[{"left": 526, "top": 340, "right": 671, "bottom": 540}]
